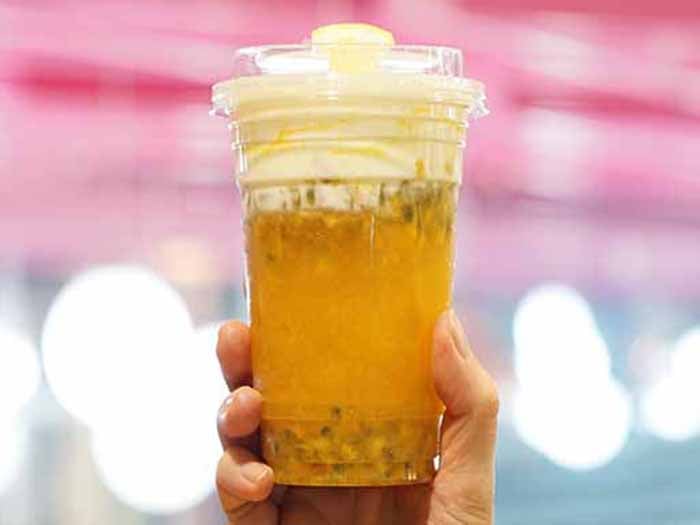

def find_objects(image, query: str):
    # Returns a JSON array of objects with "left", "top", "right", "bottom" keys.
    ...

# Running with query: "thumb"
[
  {"left": 433, "top": 310, "right": 500, "bottom": 427},
  {"left": 431, "top": 310, "right": 499, "bottom": 522}
]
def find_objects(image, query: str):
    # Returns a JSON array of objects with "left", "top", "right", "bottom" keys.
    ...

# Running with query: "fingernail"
[
  {"left": 448, "top": 309, "right": 468, "bottom": 358},
  {"left": 241, "top": 462, "right": 271, "bottom": 484},
  {"left": 218, "top": 393, "right": 236, "bottom": 421}
]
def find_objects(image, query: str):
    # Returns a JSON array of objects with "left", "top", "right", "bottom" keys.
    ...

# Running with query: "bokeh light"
[
  {"left": 640, "top": 378, "right": 700, "bottom": 442},
  {"left": 40, "top": 265, "right": 234, "bottom": 514},
  {"left": 0, "top": 324, "right": 41, "bottom": 421},
  {"left": 190, "top": 322, "right": 231, "bottom": 422},
  {"left": 514, "top": 379, "right": 632, "bottom": 470},
  {"left": 41, "top": 265, "right": 193, "bottom": 429},
  {"left": 0, "top": 323, "right": 39, "bottom": 495},
  {"left": 512, "top": 283, "right": 631, "bottom": 469},
  {"left": 91, "top": 424, "right": 217, "bottom": 515},
  {"left": 0, "top": 422, "right": 28, "bottom": 496},
  {"left": 513, "top": 284, "right": 611, "bottom": 389},
  {"left": 670, "top": 327, "right": 700, "bottom": 391},
  {"left": 89, "top": 321, "right": 227, "bottom": 514},
  {"left": 640, "top": 327, "right": 700, "bottom": 441}
]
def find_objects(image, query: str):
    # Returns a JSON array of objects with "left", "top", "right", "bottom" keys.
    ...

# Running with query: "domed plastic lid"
[{"left": 212, "top": 24, "right": 487, "bottom": 120}]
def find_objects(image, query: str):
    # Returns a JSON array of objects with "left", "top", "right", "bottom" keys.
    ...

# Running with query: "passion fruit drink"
[{"left": 212, "top": 24, "right": 486, "bottom": 486}]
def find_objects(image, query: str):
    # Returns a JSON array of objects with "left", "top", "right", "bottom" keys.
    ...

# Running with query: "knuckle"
[{"left": 234, "top": 385, "right": 253, "bottom": 398}]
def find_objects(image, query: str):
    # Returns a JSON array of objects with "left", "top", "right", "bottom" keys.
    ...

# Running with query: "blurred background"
[{"left": 2, "top": 0, "right": 700, "bottom": 523}]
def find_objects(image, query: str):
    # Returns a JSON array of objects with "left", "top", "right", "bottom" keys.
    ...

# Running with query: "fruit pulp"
[{"left": 244, "top": 179, "right": 457, "bottom": 485}]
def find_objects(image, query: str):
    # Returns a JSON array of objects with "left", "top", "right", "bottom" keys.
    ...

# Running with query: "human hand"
[{"left": 215, "top": 310, "right": 499, "bottom": 524}]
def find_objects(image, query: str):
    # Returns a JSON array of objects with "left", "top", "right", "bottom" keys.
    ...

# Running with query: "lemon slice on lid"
[
  {"left": 311, "top": 23, "right": 395, "bottom": 45},
  {"left": 311, "top": 23, "right": 394, "bottom": 73}
]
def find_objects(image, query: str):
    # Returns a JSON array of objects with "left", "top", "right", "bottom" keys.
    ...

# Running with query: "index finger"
[{"left": 217, "top": 320, "right": 252, "bottom": 391}]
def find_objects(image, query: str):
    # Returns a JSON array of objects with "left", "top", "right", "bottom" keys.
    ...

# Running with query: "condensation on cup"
[{"left": 212, "top": 23, "right": 487, "bottom": 486}]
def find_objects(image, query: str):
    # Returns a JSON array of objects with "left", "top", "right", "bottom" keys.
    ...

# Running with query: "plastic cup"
[{"left": 212, "top": 25, "right": 486, "bottom": 486}]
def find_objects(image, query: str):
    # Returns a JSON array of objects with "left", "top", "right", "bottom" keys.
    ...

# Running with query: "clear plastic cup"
[{"left": 212, "top": 26, "right": 486, "bottom": 486}]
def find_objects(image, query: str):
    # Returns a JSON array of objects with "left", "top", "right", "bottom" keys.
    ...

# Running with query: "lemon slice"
[
  {"left": 311, "top": 23, "right": 394, "bottom": 73},
  {"left": 311, "top": 23, "right": 395, "bottom": 46}
]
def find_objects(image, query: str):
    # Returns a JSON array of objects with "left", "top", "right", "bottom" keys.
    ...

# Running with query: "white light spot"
[
  {"left": 513, "top": 284, "right": 611, "bottom": 389},
  {"left": 41, "top": 265, "right": 193, "bottom": 430},
  {"left": 512, "top": 283, "right": 630, "bottom": 469},
  {"left": 89, "top": 322, "right": 227, "bottom": 514},
  {"left": 514, "top": 379, "right": 631, "bottom": 470},
  {"left": 0, "top": 422, "right": 27, "bottom": 495},
  {"left": 640, "top": 327, "right": 700, "bottom": 442},
  {"left": 670, "top": 328, "right": 700, "bottom": 390},
  {"left": 0, "top": 325, "right": 41, "bottom": 420},
  {"left": 91, "top": 425, "right": 216, "bottom": 515},
  {"left": 641, "top": 377, "right": 700, "bottom": 442}
]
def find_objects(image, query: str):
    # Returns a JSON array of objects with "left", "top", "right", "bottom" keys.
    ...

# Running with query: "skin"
[{"left": 215, "top": 310, "right": 499, "bottom": 525}]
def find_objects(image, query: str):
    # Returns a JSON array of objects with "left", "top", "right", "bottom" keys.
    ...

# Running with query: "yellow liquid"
[{"left": 245, "top": 180, "right": 456, "bottom": 485}]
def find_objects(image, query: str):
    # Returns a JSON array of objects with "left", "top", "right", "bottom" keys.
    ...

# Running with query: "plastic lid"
[{"left": 212, "top": 24, "right": 487, "bottom": 120}]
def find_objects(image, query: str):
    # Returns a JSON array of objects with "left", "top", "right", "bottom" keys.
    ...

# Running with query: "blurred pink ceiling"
[{"left": 2, "top": 0, "right": 700, "bottom": 295}]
